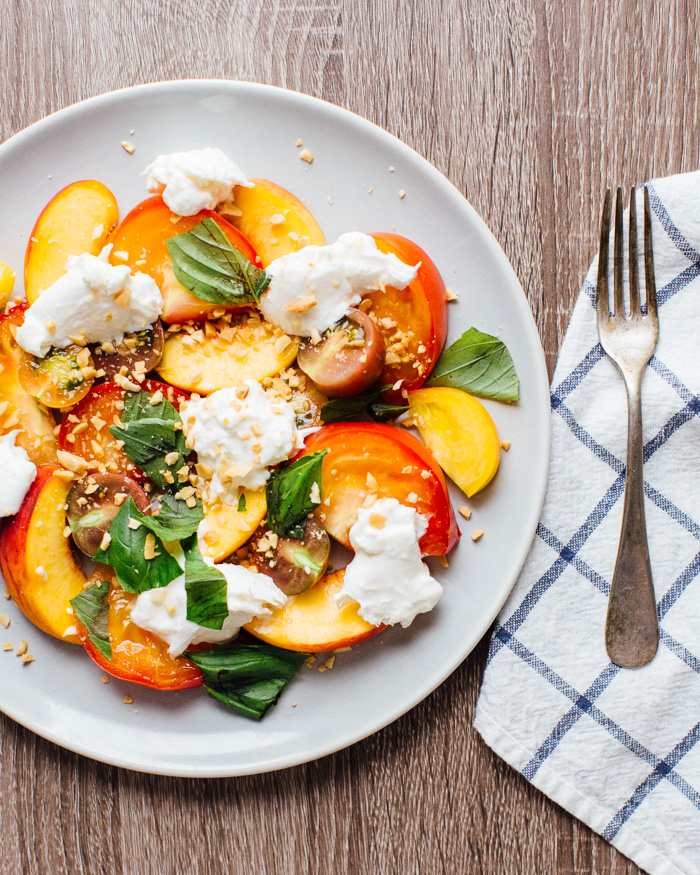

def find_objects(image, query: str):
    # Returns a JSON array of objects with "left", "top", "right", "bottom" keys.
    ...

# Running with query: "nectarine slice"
[
  {"left": 244, "top": 569, "right": 382, "bottom": 653},
  {"left": 0, "top": 260, "right": 16, "bottom": 308},
  {"left": 227, "top": 178, "right": 325, "bottom": 267},
  {"left": 24, "top": 180, "right": 119, "bottom": 303},
  {"left": 199, "top": 488, "right": 267, "bottom": 562},
  {"left": 409, "top": 387, "right": 501, "bottom": 497},
  {"left": 107, "top": 196, "right": 260, "bottom": 323},
  {"left": 0, "top": 465, "right": 86, "bottom": 643},
  {"left": 156, "top": 311, "right": 299, "bottom": 393}
]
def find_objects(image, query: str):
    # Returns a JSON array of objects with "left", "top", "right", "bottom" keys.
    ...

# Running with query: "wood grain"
[{"left": 2, "top": 0, "right": 699, "bottom": 871}]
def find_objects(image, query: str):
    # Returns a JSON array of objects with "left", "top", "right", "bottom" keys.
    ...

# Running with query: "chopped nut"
[
  {"left": 471, "top": 529, "right": 484, "bottom": 542},
  {"left": 0, "top": 615, "right": 9, "bottom": 629},
  {"left": 398, "top": 189, "right": 406, "bottom": 199},
  {"left": 143, "top": 534, "right": 157, "bottom": 560},
  {"left": 100, "top": 532, "right": 112, "bottom": 551},
  {"left": 457, "top": 505, "right": 472, "bottom": 520},
  {"left": 299, "top": 148, "right": 313, "bottom": 163},
  {"left": 21, "top": 653, "right": 34, "bottom": 664},
  {"left": 365, "top": 472, "right": 378, "bottom": 491},
  {"left": 3, "top": 590, "right": 10, "bottom": 600},
  {"left": 16, "top": 640, "right": 27, "bottom": 656},
  {"left": 113, "top": 492, "right": 128, "bottom": 506},
  {"left": 56, "top": 450, "right": 90, "bottom": 474},
  {"left": 100, "top": 675, "right": 110, "bottom": 684},
  {"left": 2, "top": 643, "right": 12, "bottom": 651},
  {"left": 122, "top": 694, "right": 134, "bottom": 704},
  {"left": 274, "top": 334, "right": 292, "bottom": 354},
  {"left": 164, "top": 451, "right": 180, "bottom": 466},
  {"left": 324, "top": 654, "right": 335, "bottom": 670},
  {"left": 501, "top": 440, "right": 511, "bottom": 451},
  {"left": 282, "top": 294, "right": 317, "bottom": 313},
  {"left": 121, "top": 140, "right": 135, "bottom": 154},
  {"left": 445, "top": 287, "right": 458, "bottom": 302},
  {"left": 369, "top": 512, "right": 386, "bottom": 530},
  {"left": 296, "top": 138, "right": 303, "bottom": 147},
  {"left": 149, "top": 389, "right": 164, "bottom": 405}
]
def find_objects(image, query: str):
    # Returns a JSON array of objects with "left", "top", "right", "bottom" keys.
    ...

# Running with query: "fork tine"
[
  {"left": 628, "top": 186, "right": 640, "bottom": 314},
  {"left": 613, "top": 186, "right": 625, "bottom": 316},
  {"left": 644, "top": 186, "right": 657, "bottom": 316},
  {"left": 596, "top": 188, "right": 612, "bottom": 322}
]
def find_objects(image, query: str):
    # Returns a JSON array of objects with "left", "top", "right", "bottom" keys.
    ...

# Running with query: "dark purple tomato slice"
[
  {"left": 67, "top": 473, "right": 151, "bottom": 556},
  {"left": 296, "top": 308, "right": 385, "bottom": 398},
  {"left": 90, "top": 322, "right": 164, "bottom": 379},
  {"left": 248, "top": 517, "right": 330, "bottom": 595}
]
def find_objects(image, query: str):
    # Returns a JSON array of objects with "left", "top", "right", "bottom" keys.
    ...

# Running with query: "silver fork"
[{"left": 596, "top": 186, "right": 659, "bottom": 668}]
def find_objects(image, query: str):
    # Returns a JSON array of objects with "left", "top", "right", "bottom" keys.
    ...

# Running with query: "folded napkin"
[{"left": 475, "top": 171, "right": 700, "bottom": 875}]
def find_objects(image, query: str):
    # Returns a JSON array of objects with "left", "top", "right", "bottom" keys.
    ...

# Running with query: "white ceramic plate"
[{"left": 0, "top": 80, "right": 549, "bottom": 776}]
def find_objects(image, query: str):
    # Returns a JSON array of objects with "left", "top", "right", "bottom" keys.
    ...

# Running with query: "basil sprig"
[
  {"left": 166, "top": 218, "right": 269, "bottom": 305},
  {"left": 266, "top": 450, "right": 328, "bottom": 538},
  {"left": 94, "top": 498, "right": 182, "bottom": 594},
  {"left": 321, "top": 384, "right": 409, "bottom": 424},
  {"left": 70, "top": 580, "right": 111, "bottom": 660},
  {"left": 182, "top": 535, "right": 228, "bottom": 630},
  {"left": 426, "top": 327, "right": 519, "bottom": 402},
  {"left": 185, "top": 643, "right": 308, "bottom": 720}
]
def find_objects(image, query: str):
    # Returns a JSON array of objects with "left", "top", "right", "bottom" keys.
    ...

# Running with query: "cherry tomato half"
[
  {"left": 58, "top": 378, "right": 189, "bottom": 479},
  {"left": 365, "top": 233, "right": 447, "bottom": 401},
  {"left": 107, "top": 196, "right": 260, "bottom": 323},
  {"left": 299, "top": 423, "right": 460, "bottom": 556},
  {"left": 77, "top": 581, "right": 203, "bottom": 691}
]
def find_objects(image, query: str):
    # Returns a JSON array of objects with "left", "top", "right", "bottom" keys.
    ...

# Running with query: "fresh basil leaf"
[
  {"left": 185, "top": 643, "right": 308, "bottom": 720},
  {"left": 109, "top": 417, "right": 186, "bottom": 490},
  {"left": 369, "top": 402, "right": 410, "bottom": 423},
  {"left": 166, "top": 218, "right": 269, "bottom": 305},
  {"left": 145, "top": 492, "right": 204, "bottom": 541},
  {"left": 182, "top": 534, "right": 228, "bottom": 631},
  {"left": 122, "top": 388, "right": 181, "bottom": 425},
  {"left": 70, "top": 580, "right": 111, "bottom": 660},
  {"left": 94, "top": 498, "right": 182, "bottom": 594},
  {"left": 426, "top": 327, "right": 519, "bottom": 402},
  {"left": 237, "top": 493, "right": 247, "bottom": 513},
  {"left": 320, "top": 384, "right": 394, "bottom": 424},
  {"left": 266, "top": 450, "right": 328, "bottom": 537}
]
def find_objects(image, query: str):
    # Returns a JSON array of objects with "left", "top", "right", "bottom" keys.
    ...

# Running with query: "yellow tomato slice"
[{"left": 409, "top": 387, "right": 501, "bottom": 497}]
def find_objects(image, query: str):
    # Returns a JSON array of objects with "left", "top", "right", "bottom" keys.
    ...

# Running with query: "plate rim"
[{"left": 0, "top": 78, "right": 551, "bottom": 777}]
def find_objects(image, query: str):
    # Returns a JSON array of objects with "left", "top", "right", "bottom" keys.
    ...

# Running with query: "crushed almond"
[
  {"left": 365, "top": 472, "right": 378, "bottom": 491},
  {"left": 398, "top": 189, "right": 406, "bottom": 199},
  {"left": 369, "top": 512, "right": 386, "bottom": 530},
  {"left": 143, "top": 534, "right": 157, "bottom": 560},
  {"left": 445, "top": 287, "right": 458, "bottom": 301},
  {"left": 457, "top": 505, "right": 472, "bottom": 520},
  {"left": 324, "top": 655, "right": 335, "bottom": 670},
  {"left": 0, "top": 615, "right": 9, "bottom": 629},
  {"left": 16, "top": 640, "right": 27, "bottom": 656},
  {"left": 123, "top": 694, "right": 134, "bottom": 704},
  {"left": 299, "top": 148, "right": 313, "bottom": 163},
  {"left": 100, "top": 675, "right": 110, "bottom": 684},
  {"left": 282, "top": 294, "right": 317, "bottom": 313},
  {"left": 501, "top": 440, "right": 511, "bottom": 451},
  {"left": 100, "top": 532, "right": 112, "bottom": 551},
  {"left": 439, "top": 555, "right": 449, "bottom": 568},
  {"left": 21, "top": 653, "right": 34, "bottom": 664},
  {"left": 2, "top": 643, "right": 12, "bottom": 651},
  {"left": 471, "top": 529, "right": 484, "bottom": 542},
  {"left": 121, "top": 140, "right": 135, "bottom": 154}
]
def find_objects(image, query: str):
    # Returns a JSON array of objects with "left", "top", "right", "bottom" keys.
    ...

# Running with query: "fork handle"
[{"left": 605, "top": 373, "right": 659, "bottom": 668}]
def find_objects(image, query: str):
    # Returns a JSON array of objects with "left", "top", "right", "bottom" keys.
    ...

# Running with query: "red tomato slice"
[
  {"left": 58, "top": 378, "right": 189, "bottom": 479},
  {"left": 107, "top": 196, "right": 260, "bottom": 323},
  {"left": 366, "top": 233, "right": 447, "bottom": 402},
  {"left": 300, "top": 423, "right": 460, "bottom": 556},
  {"left": 76, "top": 582, "right": 203, "bottom": 690}
]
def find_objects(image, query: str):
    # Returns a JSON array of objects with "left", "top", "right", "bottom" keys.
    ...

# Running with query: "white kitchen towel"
[{"left": 474, "top": 171, "right": 700, "bottom": 875}]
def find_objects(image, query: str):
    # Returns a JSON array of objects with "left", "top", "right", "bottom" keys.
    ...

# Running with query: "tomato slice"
[
  {"left": 365, "top": 233, "right": 447, "bottom": 401},
  {"left": 76, "top": 582, "right": 203, "bottom": 690},
  {"left": 107, "top": 196, "right": 260, "bottom": 323},
  {"left": 299, "top": 423, "right": 459, "bottom": 556},
  {"left": 58, "top": 378, "right": 189, "bottom": 479}
]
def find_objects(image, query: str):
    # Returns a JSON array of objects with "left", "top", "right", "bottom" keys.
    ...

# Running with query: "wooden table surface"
[{"left": 1, "top": 1, "right": 698, "bottom": 872}]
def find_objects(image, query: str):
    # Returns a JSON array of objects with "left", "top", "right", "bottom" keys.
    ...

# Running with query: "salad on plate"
[{"left": 0, "top": 146, "right": 518, "bottom": 720}]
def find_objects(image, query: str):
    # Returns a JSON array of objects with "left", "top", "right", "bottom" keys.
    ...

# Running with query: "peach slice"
[
  {"left": 0, "top": 260, "right": 16, "bottom": 308},
  {"left": 227, "top": 178, "right": 325, "bottom": 267},
  {"left": 199, "top": 488, "right": 267, "bottom": 562},
  {"left": 0, "top": 306, "right": 58, "bottom": 465},
  {"left": 244, "top": 568, "right": 383, "bottom": 653},
  {"left": 24, "top": 180, "right": 119, "bottom": 303},
  {"left": 156, "top": 311, "right": 299, "bottom": 393},
  {"left": 0, "top": 465, "right": 86, "bottom": 643},
  {"left": 408, "top": 387, "right": 501, "bottom": 497}
]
